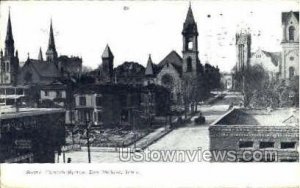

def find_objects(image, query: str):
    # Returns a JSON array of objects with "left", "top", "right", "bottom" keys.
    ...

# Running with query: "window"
[
  {"left": 239, "top": 141, "right": 253, "bottom": 148},
  {"left": 280, "top": 159, "right": 297, "bottom": 162},
  {"left": 288, "top": 26, "right": 295, "bottom": 41},
  {"left": 290, "top": 56, "right": 294, "bottom": 61},
  {"left": 280, "top": 142, "right": 296, "bottom": 149},
  {"left": 289, "top": 67, "right": 295, "bottom": 79},
  {"left": 96, "top": 96, "right": 102, "bottom": 106},
  {"left": 256, "top": 54, "right": 261, "bottom": 58},
  {"left": 6, "top": 62, "right": 10, "bottom": 72},
  {"left": 44, "top": 91, "right": 49, "bottom": 96},
  {"left": 6, "top": 99, "right": 15, "bottom": 105},
  {"left": 186, "top": 57, "right": 192, "bottom": 72},
  {"left": 97, "top": 111, "right": 102, "bottom": 122},
  {"left": 79, "top": 96, "right": 86, "bottom": 106},
  {"left": 188, "top": 41, "right": 193, "bottom": 50},
  {"left": 259, "top": 142, "right": 274, "bottom": 149},
  {"left": 56, "top": 91, "right": 62, "bottom": 98},
  {"left": 161, "top": 74, "right": 173, "bottom": 87}
]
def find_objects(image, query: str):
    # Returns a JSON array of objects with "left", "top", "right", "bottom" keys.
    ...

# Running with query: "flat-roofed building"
[
  {"left": 209, "top": 108, "right": 299, "bottom": 162},
  {"left": 0, "top": 107, "right": 65, "bottom": 163}
]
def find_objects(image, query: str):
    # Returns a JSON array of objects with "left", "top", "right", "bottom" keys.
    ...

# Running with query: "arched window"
[
  {"left": 188, "top": 41, "right": 193, "bottom": 50},
  {"left": 187, "top": 57, "right": 192, "bottom": 72},
  {"left": 289, "top": 26, "right": 295, "bottom": 41},
  {"left": 289, "top": 67, "right": 295, "bottom": 79}
]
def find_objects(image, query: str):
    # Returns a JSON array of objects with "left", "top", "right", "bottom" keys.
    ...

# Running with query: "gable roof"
[
  {"left": 282, "top": 11, "right": 299, "bottom": 24},
  {"left": 158, "top": 50, "right": 182, "bottom": 67},
  {"left": 261, "top": 50, "right": 281, "bottom": 67},
  {"left": 23, "top": 59, "right": 61, "bottom": 78},
  {"left": 157, "top": 50, "right": 183, "bottom": 75}
]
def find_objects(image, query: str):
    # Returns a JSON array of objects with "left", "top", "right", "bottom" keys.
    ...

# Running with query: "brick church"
[{"left": 143, "top": 4, "right": 203, "bottom": 103}]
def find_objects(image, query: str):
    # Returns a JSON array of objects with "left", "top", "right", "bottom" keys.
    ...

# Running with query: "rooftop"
[
  {"left": 212, "top": 107, "right": 299, "bottom": 127},
  {"left": 0, "top": 107, "right": 65, "bottom": 120}
]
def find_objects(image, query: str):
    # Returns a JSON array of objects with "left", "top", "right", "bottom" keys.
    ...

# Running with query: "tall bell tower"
[
  {"left": 182, "top": 4, "right": 200, "bottom": 79},
  {"left": 0, "top": 10, "right": 19, "bottom": 85}
]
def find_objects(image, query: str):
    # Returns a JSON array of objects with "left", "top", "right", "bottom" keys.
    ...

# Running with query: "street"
[{"left": 57, "top": 92, "right": 242, "bottom": 163}]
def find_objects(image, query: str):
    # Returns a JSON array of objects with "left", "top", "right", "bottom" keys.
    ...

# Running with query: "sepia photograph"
[{"left": 0, "top": 0, "right": 299, "bottom": 187}]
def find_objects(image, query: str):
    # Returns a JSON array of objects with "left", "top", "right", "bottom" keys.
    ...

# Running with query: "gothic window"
[
  {"left": 290, "top": 56, "right": 294, "bottom": 61},
  {"left": 288, "top": 26, "right": 295, "bottom": 41},
  {"left": 289, "top": 67, "right": 295, "bottom": 79},
  {"left": 187, "top": 57, "right": 192, "bottom": 72}
]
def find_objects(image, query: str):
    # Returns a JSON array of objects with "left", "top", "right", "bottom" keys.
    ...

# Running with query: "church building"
[
  {"left": 280, "top": 11, "right": 299, "bottom": 80},
  {"left": 144, "top": 4, "right": 203, "bottom": 103},
  {"left": 0, "top": 10, "right": 19, "bottom": 85}
]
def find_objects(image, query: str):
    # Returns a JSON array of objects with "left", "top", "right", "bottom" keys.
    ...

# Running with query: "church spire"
[
  {"left": 46, "top": 19, "right": 58, "bottom": 62},
  {"left": 182, "top": 3, "right": 198, "bottom": 35},
  {"left": 48, "top": 19, "right": 56, "bottom": 51},
  {"left": 38, "top": 47, "right": 43, "bottom": 61},
  {"left": 102, "top": 44, "right": 114, "bottom": 59},
  {"left": 145, "top": 54, "right": 154, "bottom": 75},
  {"left": 5, "top": 8, "right": 15, "bottom": 57}
]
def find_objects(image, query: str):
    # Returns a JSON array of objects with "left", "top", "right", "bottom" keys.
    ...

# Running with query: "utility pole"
[{"left": 85, "top": 111, "right": 91, "bottom": 163}]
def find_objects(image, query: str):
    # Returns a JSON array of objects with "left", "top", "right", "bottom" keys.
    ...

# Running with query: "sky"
[{"left": 0, "top": 0, "right": 299, "bottom": 72}]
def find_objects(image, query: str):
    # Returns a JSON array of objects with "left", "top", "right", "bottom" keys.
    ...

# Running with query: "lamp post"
[{"left": 85, "top": 111, "right": 91, "bottom": 163}]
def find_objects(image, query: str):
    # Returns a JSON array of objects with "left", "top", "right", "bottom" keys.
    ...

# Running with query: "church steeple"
[
  {"left": 182, "top": 3, "right": 198, "bottom": 35},
  {"left": 5, "top": 9, "right": 15, "bottom": 57},
  {"left": 145, "top": 54, "right": 154, "bottom": 76},
  {"left": 101, "top": 44, "right": 114, "bottom": 82},
  {"left": 46, "top": 19, "right": 58, "bottom": 62},
  {"left": 38, "top": 47, "right": 43, "bottom": 61},
  {"left": 182, "top": 3, "right": 200, "bottom": 78}
]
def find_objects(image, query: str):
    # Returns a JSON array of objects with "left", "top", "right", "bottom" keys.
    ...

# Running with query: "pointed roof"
[
  {"left": 102, "top": 45, "right": 114, "bottom": 58},
  {"left": 185, "top": 3, "right": 196, "bottom": 24},
  {"left": 282, "top": 11, "right": 299, "bottom": 24},
  {"left": 145, "top": 54, "right": 154, "bottom": 75},
  {"left": 38, "top": 47, "right": 43, "bottom": 61},
  {"left": 182, "top": 4, "right": 198, "bottom": 34},
  {"left": 5, "top": 9, "right": 14, "bottom": 43},
  {"left": 159, "top": 50, "right": 182, "bottom": 67},
  {"left": 47, "top": 19, "right": 56, "bottom": 52}
]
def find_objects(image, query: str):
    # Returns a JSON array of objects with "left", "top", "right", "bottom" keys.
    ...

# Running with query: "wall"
[
  {"left": 209, "top": 108, "right": 299, "bottom": 162},
  {"left": 209, "top": 125, "right": 299, "bottom": 162}
]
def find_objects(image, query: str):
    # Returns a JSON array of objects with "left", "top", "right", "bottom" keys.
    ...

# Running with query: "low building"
[
  {"left": 68, "top": 84, "right": 170, "bottom": 129},
  {"left": 209, "top": 108, "right": 299, "bottom": 162},
  {"left": 0, "top": 107, "right": 65, "bottom": 163}
]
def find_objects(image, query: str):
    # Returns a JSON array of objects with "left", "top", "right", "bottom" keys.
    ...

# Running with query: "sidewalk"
[{"left": 129, "top": 126, "right": 173, "bottom": 150}]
